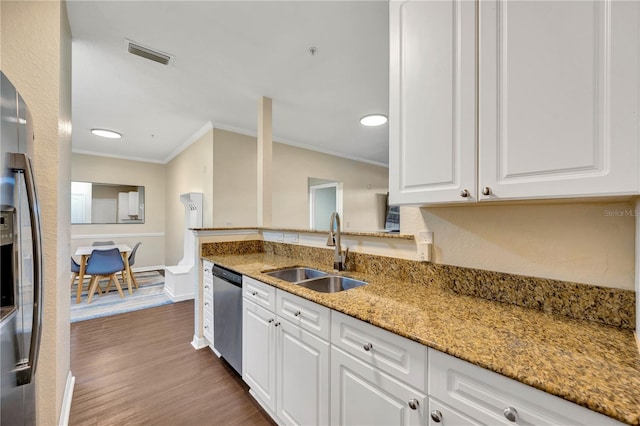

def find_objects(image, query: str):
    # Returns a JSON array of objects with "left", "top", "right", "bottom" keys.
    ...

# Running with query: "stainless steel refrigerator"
[{"left": 0, "top": 72, "right": 44, "bottom": 426}]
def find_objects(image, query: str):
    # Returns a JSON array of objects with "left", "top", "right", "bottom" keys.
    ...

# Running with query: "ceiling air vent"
[{"left": 125, "top": 39, "right": 174, "bottom": 66}]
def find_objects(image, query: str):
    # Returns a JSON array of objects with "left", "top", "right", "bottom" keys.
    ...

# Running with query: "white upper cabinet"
[
  {"left": 390, "top": 0, "right": 640, "bottom": 205},
  {"left": 390, "top": 0, "right": 477, "bottom": 204},
  {"left": 479, "top": 0, "right": 639, "bottom": 200}
]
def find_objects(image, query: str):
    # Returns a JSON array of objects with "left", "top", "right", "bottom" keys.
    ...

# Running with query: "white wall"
[
  {"left": 165, "top": 128, "right": 214, "bottom": 265},
  {"left": 399, "top": 201, "right": 636, "bottom": 290},
  {"left": 1, "top": 1, "right": 72, "bottom": 422},
  {"left": 71, "top": 153, "right": 166, "bottom": 269}
]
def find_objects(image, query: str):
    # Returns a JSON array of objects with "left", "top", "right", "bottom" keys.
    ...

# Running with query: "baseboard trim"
[
  {"left": 164, "top": 286, "right": 194, "bottom": 302},
  {"left": 58, "top": 371, "right": 75, "bottom": 426},
  {"left": 191, "top": 335, "right": 208, "bottom": 350},
  {"left": 133, "top": 265, "right": 166, "bottom": 273}
]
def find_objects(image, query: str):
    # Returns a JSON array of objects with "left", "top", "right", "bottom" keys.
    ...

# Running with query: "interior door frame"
[{"left": 309, "top": 182, "right": 343, "bottom": 230}]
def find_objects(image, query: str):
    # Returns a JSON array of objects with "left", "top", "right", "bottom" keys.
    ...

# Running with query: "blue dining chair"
[
  {"left": 70, "top": 257, "right": 102, "bottom": 295},
  {"left": 85, "top": 248, "right": 126, "bottom": 303}
]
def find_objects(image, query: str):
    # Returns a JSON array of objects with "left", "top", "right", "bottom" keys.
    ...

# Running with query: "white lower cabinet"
[
  {"left": 428, "top": 397, "right": 481, "bottom": 426},
  {"left": 277, "top": 318, "right": 329, "bottom": 426},
  {"left": 241, "top": 277, "right": 622, "bottom": 426},
  {"left": 242, "top": 277, "right": 330, "bottom": 425},
  {"left": 202, "top": 260, "right": 214, "bottom": 346},
  {"left": 428, "top": 349, "right": 623, "bottom": 426},
  {"left": 243, "top": 298, "right": 277, "bottom": 413},
  {"left": 331, "top": 346, "right": 427, "bottom": 426}
]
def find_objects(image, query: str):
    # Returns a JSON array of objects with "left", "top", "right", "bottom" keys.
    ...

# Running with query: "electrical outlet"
[
  {"left": 416, "top": 242, "right": 432, "bottom": 262},
  {"left": 417, "top": 230, "right": 433, "bottom": 244}
]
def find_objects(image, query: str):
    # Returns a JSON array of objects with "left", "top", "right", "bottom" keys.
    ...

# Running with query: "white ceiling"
[{"left": 67, "top": 1, "right": 390, "bottom": 166}]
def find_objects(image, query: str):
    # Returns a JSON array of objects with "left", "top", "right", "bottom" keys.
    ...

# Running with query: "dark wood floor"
[{"left": 69, "top": 301, "right": 276, "bottom": 426}]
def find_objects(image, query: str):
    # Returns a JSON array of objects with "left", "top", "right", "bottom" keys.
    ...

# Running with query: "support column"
[{"left": 257, "top": 96, "right": 273, "bottom": 227}]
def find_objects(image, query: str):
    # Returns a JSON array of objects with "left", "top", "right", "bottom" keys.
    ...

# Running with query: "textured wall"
[
  {"left": 400, "top": 201, "right": 636, "bottom": 290},
  {"left": 1, "top": 0, "right": 72, "bottom": 423}
]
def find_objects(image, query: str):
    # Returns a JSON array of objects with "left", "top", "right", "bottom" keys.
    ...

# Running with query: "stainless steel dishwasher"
[{"left": 212, "top": 264, "right": 243, "bottom": 375}]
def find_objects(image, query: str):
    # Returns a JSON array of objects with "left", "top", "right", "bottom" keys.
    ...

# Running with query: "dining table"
[{"left": 73, "top": 244, "right": 133, "bottom": 303}]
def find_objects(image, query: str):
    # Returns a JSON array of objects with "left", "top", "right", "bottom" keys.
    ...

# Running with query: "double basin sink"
[{"left": 262, "top": 267, "right": 367, "bottom": 293}]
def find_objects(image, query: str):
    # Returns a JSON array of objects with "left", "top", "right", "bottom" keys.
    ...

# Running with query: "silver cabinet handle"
[
  {"left": 503, "top": 407, "right": 518, "bottom": 422},
  {"left": 408, "top": 399, "right": 419, "bottom": 410},
  {"left": 482, "top": 186, "right": 492, "bottom": 196},
  {"left": 430, "top": 410, "right": 442, "bottom": 423},
  {"left": 10, "top": 153, "right": 43, "bottom": 386},
  {"left": 294, "top": 310, "right": 301, "bottom": 317},
  {"left": 460, "top": 189, "right": 470, "bottom": 198},
  {"left": 363, "top": 343, "right": 373, "bottom": 351}
]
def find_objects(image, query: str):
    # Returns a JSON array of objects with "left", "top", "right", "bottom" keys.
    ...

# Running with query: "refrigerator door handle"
[{"left": 9, "top": 153, "right": 43, "bottom": 386}]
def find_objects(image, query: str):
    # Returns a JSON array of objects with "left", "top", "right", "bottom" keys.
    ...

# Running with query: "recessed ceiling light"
[
  {"left": 91, "top": 129, "right": 122, "bottom": 139},
  {"left": 360, "top": 114, "right": 388, "bottom": 126}
]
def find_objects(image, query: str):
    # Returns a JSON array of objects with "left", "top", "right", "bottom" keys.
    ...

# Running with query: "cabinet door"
[
  {"left": 331, "top": 346, "right": 427, "bottom": 426},
  {"left": 479, "top": 0, "right": 640, "bottom": 200},
  {"left": 390, "top": 0, "right": 477, "bottom": 204},
  {"left": 242, "top": 299, "right": 277, "bottom": 413},
  {"left": 276, "top": 319, "right": 330, "bottom": 426}
]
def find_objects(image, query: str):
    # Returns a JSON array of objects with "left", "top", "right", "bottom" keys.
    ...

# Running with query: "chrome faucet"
[{"left": 326, "top": 211, "right": 348, "bottom": 271}]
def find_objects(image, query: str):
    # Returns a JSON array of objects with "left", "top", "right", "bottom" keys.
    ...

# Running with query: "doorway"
[{"left": 309, "top": 179, "right": 343, "bottom": 231}]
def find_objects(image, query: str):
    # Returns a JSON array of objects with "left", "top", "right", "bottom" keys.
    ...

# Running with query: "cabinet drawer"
[
  {"left": 243, "top": 276, "right": 276, "bottom": 312},
  {"left": 331, "top": 311, "right": 427, "bottom": 392},
  {"left": 428, "top": 397, "right": 481, "bottom": 426},
  {"left": 276, "top": 290, "right": 331, "bottom": 341},
  {"left": 203, "top": 317, "right": 213, "bottom": 344},
  {"left": 428, "top": 349, "right": 622, "bottom": 425}
]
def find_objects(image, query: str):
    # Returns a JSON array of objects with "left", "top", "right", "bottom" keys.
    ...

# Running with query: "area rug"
[{"left": 70, "top": 271, "right": 173, "bottom": 323}]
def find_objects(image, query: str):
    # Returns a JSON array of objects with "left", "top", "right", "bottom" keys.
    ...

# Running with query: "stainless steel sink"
[
  {"left": 296, "top": 275, "right": 367, "bottom": 293},
  {"left": 263, "top": 267, "right": 327, "bottom": 283}
]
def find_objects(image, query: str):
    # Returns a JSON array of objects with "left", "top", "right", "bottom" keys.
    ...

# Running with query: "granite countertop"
[{"left": 203, "top": 252, "right": 640, "bottom": 425}]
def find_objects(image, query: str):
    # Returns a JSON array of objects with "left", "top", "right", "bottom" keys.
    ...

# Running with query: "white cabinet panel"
[
  {"left": 390, "top": 0, "right": 477, "bottom": 204},
  {"left": 202, "top": 260, "right": 214, "bottom": 346},
  {"left": 277, "top": 318, "right": 330, "bottom": 426},
  {"left": 390, "top": 0, "right": 640, "bottom": 204},
  {"left": 331, "top": 346, "right": 427, "bottom": 426},
  {"left": 243, "top": 276, "right": 276, "bottom": 311},
  {"left": 277, "top": 290, "right": 331, "bottom": 341},
  {"left": 428, "top": 349, "right": 623, "bottom": 425},
  {"left": 478, "top": 0, "right": 639, "bottom": 200},
  {"left": 242, "top": 299, "right": 277, "bottom": 413},
  {"left": 331, "top": 311, "right": 427, "bottom": 391},
  {"left": 428, "top": 397, "right": 482, "bottom": 426}
]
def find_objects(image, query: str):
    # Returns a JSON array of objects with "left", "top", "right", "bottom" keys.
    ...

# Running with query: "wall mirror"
[{"left": 71, "top": 181, "right": 145, "bottom": 224}]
